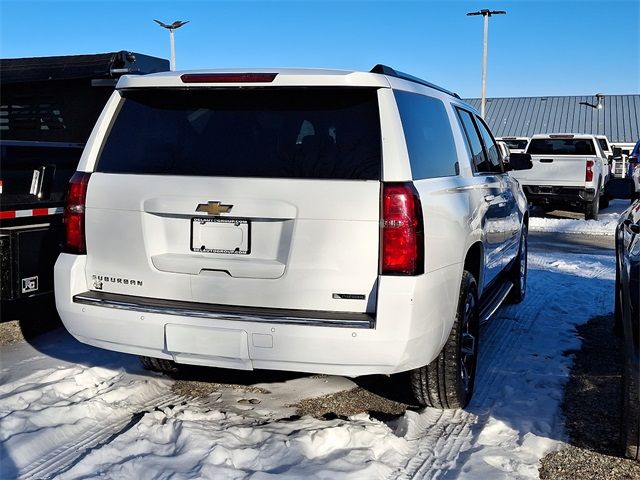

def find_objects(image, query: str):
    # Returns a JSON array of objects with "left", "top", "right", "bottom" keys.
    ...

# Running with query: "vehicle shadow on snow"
[
  {"left": 16, "top": 323, "right": 416, "bottom": 421},
  {"left": 0, "top": 444, "right": 18, "bottom": 480},
  {"left": 439, "top": 257, "right": 620, "bottom": 478}
]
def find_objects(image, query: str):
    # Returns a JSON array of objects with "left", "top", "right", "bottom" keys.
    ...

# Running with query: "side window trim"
[
  {"left": 474, "top": 115, "right": 504, "bottom": 174},
  {"left": 455, "top": 107, "right": 488, "bottom": 175}
]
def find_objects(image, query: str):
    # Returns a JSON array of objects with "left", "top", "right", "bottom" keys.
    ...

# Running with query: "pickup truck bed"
[{"left": 509, "top": 134, "right": 608, "bottom": 220}]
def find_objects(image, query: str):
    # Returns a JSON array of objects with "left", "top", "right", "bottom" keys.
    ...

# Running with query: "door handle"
[
  {"left": 484, "top": 194, "right": 496, "bottom": 203},
  {"left": 540, "top": 158, "right": 554, "bottom": 163}
]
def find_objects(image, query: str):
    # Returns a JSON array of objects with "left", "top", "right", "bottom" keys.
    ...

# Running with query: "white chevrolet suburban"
[
  {"left": 55, "top": 65, "right": 532, "bottom": 409},
  {"left": 511, "top": 133, "right": 610, "bottom": 220}
]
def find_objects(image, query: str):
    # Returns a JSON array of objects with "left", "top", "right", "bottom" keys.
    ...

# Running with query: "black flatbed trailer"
[{"left": 1, "top": 51, "right": 169, "bottom": 303}]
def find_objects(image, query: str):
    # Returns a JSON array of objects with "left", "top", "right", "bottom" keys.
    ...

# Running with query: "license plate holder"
[{"left": 191, "top": 217, "right": 250, "bottom": 254}]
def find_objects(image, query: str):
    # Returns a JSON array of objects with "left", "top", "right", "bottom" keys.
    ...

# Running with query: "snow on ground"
[
  {"left": 0, "top": 250, "right": 616, "bottom": 479},
  {"left": 529, "top": 199, "right": 629, "bottom": 236}
]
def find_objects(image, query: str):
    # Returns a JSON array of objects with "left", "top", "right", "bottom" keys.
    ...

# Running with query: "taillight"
[
  {"left": 380, "top": 183, "right": 424, "bottom": 275},
  {"left": 585, "top": 160, "right": 594, "bottom": 182},
  {"left": 63, "top": 172, "right": 91, "bottom": 254}
]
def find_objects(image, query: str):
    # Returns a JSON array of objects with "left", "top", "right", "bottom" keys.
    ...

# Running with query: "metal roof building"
[{"left": 464, "top": 95, "right": 640, "bottom": 144}]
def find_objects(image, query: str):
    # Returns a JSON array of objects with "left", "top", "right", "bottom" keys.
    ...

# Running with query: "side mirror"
[
  {"left": 507, "top": 153, "right": 533, "bottom": 171},
  {"left": 605, "top": 178, "right": 634, "bottom": 199},
  {"left": 613, "top": 147, "right": 622, "bottom": 158}
]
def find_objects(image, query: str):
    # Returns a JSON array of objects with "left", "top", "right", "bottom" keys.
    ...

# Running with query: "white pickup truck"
[{"left": 510, "top": 134, "right": 609, "bottom": 220}]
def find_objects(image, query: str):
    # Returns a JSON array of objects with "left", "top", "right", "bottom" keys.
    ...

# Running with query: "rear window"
[
  {"left": 503, "top": 139, "right": 528, "bottom": 150},
  {"left": 527, "top": 138, "right": 596, "bottom": 155},
  {"left": 97, "top": 88, "right": 381, "bottom": 180}
]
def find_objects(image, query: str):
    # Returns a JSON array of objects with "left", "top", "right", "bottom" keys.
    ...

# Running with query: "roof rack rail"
[{"left": 370, "top": 64, "right": 461, "bottom": 99}]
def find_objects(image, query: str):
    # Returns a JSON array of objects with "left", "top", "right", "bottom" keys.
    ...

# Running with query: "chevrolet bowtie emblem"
[{"left": 195, "top": 201, "right": 233, "bottom": 216}]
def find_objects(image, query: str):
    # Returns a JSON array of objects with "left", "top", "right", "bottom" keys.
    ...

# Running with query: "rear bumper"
[
  {"left": 55, "top": 254, "right": 461, "bottom": 376},
  {"left": 522, "top": 185, "right": 596, "bottom": 205}
]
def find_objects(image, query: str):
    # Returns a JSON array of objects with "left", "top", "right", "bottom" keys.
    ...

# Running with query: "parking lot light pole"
[
  {"left": 153, "top": 20, "right": 189, "bottom": 71},
  {"left": 466, "top": 9, "right": 506, "bottom": 118}
]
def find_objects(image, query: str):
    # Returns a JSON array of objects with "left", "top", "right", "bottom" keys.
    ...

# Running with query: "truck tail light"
[
  {"left": 585, "top": 160, "right": 594, "bottom": 182},
  {"left": 63, "top": 172, "right": 91, "bottom": 254},
  {"left": 380, "top": 183, "right": 424, "bottom": 275},
  {"left": 180, "top": 73, "right": 278, "bottom": 83}
]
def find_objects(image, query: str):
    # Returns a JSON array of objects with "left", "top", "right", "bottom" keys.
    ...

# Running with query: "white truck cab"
[{"left": 511, "top": 133, "right": 609, "bottom": 219}]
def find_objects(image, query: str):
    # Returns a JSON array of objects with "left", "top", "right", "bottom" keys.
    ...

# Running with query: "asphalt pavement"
[{"left": 529, "top": 230, "right": 614, "bottom": 254}]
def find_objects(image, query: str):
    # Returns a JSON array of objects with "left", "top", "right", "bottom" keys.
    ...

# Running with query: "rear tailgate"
[
  {"left": 83, "top": 87, "right": 382, "bottom": 314},
  {"left": 511, "top": 137, "right": 598, "bottom": 186},
  {"left": 512, "top": 154, "right": 591, "bottom": 186}
]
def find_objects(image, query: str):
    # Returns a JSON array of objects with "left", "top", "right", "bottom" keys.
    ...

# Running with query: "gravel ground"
[
  {"left": 172, "top": 379, "right": 270, "bottom": 398},
  {"left": 539, "top": 314, "right": 640, "bottom": 479},
  {"left": 0, "top": 297, "right": 60, "bottom": 345},
  {"left": 292, "top": 387, "right": 408, "bottom": 420},
  {"left": 0, "top": 320, "right": 27, "bottom": 345}
]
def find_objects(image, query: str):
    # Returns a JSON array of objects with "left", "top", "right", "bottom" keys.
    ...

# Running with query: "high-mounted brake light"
[
  {"left": 585, "top": 160, "right": 594, "bottom": 182},
  {"left": 380, "top": 183, "right": 424, "bottom": 275},
  {"left": 63, "top": 172, "right": 91, "bottom": 254},
  {"left": 180, "top": 73, "right": 278, "bottom": 83}
]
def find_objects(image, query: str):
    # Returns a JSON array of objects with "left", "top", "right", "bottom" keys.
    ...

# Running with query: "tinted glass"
[
  {"left": 475, "top": 117, "right": 503, "bottom": 173},
  {"left": 598, "top": 138, "right": 609, "bottom": 152},
  {"left": 394, "top": 91, "right": 458, "bottom": 179},
  {"left": 97, "top": 88, "right": 381, "bottom": 180},
  {"left": 528, "top": 138, "right": 596, "bottom": 155},
  {"left": 456, "top": 109, "right": 490, "bottom": 173},
  {"left": 504, "top": 139, "right": 528, "bottom": 150}
]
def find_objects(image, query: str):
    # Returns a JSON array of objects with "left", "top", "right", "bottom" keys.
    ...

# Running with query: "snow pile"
[
  {"left": 529, "top": 214, "right": 619, "bottom": 235},
  {"left": 59, "top": 409, "right": 410, "bottom": 479},
  {"left": 0, "top": 361, "right": 174, "bottom": 478},
  {"left": 0, "top": 249, "right": 617, "bottom": 479},
  {"left": 529, "top": 199, "right": 629, "bottom": 236}
]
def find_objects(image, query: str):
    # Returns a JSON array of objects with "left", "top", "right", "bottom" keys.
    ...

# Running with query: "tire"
[
  {"left": 409, "top": 271, "right": 479, "bottom": 409},
  {"left": 506, "top": 223, "right": 527, "bottom": 304},
  {"left": 585, "top": 193, "right": 600, "bottom": 221},
  {"left": 140, "top": 356, "right": 179, "bottom": 375},
  {"left": 621, "top": 360, "right": 640, "bottom": 461},
  {"left": 600, "top": 192, "right": 610, "bottom": 209}
]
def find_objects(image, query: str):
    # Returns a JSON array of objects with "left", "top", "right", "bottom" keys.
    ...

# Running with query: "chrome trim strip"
[
  {"left": 479, "top": 281, "right": 513, "bottom": 324},
  {"left": 73, "top": 292, "right": 375, "bottom": 329}
]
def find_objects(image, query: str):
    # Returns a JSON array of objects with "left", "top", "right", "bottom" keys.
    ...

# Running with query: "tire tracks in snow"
[
  {"left": 396, "top": 307, "right": 542, "bottom": 480},
  {"left": 394, "top": 253, "right": 612, "bottom": 479},
  {"left": 394, "top": 284, "right": 552, "bottom": 480},
  {"left": 18, "top": 392, "right": 185, "bottom": 480}
]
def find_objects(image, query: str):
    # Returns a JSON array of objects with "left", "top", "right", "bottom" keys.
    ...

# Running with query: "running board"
[{"left": 479, "top": 281, "right": 513, "bottom": 324}]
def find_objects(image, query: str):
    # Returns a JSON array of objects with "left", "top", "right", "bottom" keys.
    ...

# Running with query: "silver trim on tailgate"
[{"left": 73, "top": 291, "right": 376, "bottom": 329}]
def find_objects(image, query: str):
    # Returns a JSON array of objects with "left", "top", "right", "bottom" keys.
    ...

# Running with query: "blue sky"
[{"left": 1, "top": 1, "right": 638, "bottom": 98}]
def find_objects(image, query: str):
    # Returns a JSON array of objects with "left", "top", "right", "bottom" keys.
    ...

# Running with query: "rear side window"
[
  {"left": 528, "top": 138, "right": 596, "bottom": 155},
  {"left": 597, "top": 138, "right": 609, "bottom": 152},
  {"left": 456, "top": 108, "right": 491, "bottom": 173},
  {"left": 97, "top": 88, "right": 381, "bottom": 180},
  {"left": 474, "top": 117, "right": 503, "bottom": 173},
  {"left": 394, "top": 91, "right": 459, "bottom": 179}
]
